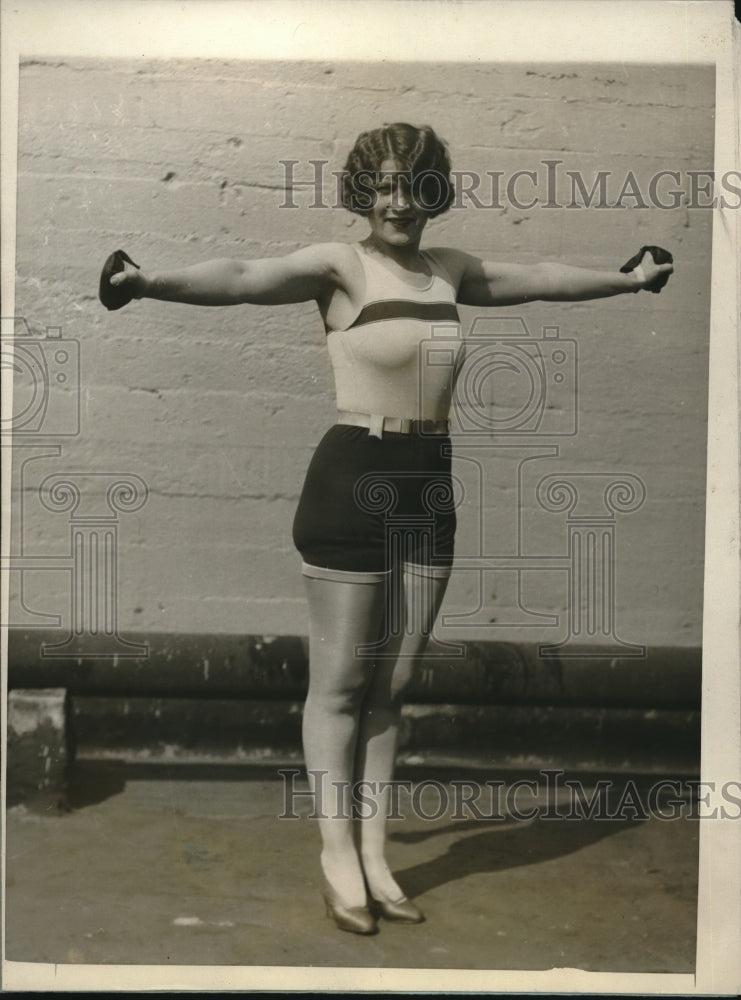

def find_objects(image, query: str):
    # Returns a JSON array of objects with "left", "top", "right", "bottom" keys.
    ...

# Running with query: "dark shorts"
[{"left": 292, "top": 424, "right": 457, "bottom": 577}]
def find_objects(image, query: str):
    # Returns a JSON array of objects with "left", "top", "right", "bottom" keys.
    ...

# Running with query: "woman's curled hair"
[{"left": 341, "top": 123, "right": 454, "bottom": 218}]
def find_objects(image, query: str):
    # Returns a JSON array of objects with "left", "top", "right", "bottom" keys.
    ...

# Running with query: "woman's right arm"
[{"left": 109, "top": 243, "right": 344, "bottom": 307}]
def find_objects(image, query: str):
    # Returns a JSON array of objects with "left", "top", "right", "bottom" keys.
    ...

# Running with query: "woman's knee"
[
  {"left": 362, "top": 657, "right": 416, "bottom": 708},
  {"left": 306, "top": 671, "right": 373, "bottom": 716}
]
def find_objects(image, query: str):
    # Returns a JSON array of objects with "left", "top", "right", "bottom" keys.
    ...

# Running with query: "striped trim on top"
[{"left": 348, "top": 300, "right": 460, "bottom": 329}]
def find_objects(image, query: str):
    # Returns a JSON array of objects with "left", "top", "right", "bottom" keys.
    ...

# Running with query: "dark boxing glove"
[
  {"left": 98, "top": 249, "right": 140, "bottom": 310},
  {"left": 619, "top": 245, "right": 673, "bottom": 294}
]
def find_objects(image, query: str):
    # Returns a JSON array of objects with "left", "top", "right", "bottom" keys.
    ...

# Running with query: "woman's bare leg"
[
  {"left": 355, "top": 563, "right": 451, "bottom": 903},
  {"left": 301, "top": 572, "right": 386, "bottom": 908}
]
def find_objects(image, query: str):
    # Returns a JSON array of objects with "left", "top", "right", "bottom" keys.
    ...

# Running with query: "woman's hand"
[
  {"left": 619, "top": 244, "right": 674, "bottom": 293},
  {"left": 633, "top": 247, "right": 674, "bottom": 293},
  {"left": 108, "top": 260, "right": 147, "bottom": 298},
  {"left": 99, "top": 249, "right": 146, "bottom": 310}
]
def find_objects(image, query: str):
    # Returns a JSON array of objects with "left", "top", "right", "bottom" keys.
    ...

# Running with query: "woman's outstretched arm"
[
  {"left": 107, "top": 243, "right": 344, "bottom": 307},
  {"left": 446, "top": 247, "right": 673, "bottom": 307}
]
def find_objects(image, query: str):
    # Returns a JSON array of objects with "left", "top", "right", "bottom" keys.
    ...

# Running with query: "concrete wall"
[{"left": 9, "top": 58, "right": 713, "bottom": 649}]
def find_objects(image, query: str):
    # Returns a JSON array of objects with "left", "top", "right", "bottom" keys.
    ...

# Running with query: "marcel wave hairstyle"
[{"left": 341, "top": 123, "right": 454, "bottom": 218}]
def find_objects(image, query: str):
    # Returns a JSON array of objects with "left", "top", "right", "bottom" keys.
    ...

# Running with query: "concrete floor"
[{"left": 4, "top": 758, "right": 698, "bottom": 981}]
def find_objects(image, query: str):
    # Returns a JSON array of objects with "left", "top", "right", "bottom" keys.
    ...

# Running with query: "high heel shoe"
[
  {"left": 322, "top": 880, "right": 378, "bottom": 935},
  {"left": 369, "top": 894, "right": 425, "bottom": 924}
]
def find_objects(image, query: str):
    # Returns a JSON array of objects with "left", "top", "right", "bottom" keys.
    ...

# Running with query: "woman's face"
[{"left": 366, "top": 158, "right": 428, "bottom": 251}]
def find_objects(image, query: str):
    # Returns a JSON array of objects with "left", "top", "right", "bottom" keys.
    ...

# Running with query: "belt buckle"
[{"left": 369, "top": 414, "right": 385, "bottom": 439}]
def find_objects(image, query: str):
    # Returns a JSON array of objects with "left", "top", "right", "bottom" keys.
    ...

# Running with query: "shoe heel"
[{"left": 322, "top": 884, "right": 378, "bottom": 936}]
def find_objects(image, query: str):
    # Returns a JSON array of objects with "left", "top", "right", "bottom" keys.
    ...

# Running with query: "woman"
[{"left": 102, "top": 123, "right": 673, "bottom": 935}]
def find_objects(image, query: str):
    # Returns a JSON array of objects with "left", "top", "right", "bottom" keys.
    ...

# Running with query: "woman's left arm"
[{"left": 452, "top": 247, "right": 673, "bottom": 307}]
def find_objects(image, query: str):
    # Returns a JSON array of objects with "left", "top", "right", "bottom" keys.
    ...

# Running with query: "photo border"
[{"left": 1, "top": 0, "right": 738, "bottom": 994}]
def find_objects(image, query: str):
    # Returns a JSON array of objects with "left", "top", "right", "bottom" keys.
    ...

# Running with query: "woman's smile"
[{"left": 367, "top": 157, "right": 429, "bottom": 251}]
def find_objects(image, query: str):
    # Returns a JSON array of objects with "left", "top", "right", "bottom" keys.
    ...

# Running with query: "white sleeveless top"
[{"left": 325, "top": 246, "right": 465, "bottom": 422}]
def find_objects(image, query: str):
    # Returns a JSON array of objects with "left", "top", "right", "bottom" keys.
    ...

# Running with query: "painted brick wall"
[{"left": 10, "top": 58, "right": 713, "bottom": 647}]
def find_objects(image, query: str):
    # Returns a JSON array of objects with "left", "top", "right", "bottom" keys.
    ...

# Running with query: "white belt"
[{"left": 337, "top": 410, "right": 450, "bottom": 439}]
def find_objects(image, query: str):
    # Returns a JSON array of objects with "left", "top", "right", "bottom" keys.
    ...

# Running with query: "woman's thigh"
[{"left": 293, "top": 425, "right": 456, "bottom": 575}]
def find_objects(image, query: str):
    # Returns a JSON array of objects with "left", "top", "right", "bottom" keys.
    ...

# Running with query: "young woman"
[{"left": 102, "top": 123, "right": 673, "bottom": 935}]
